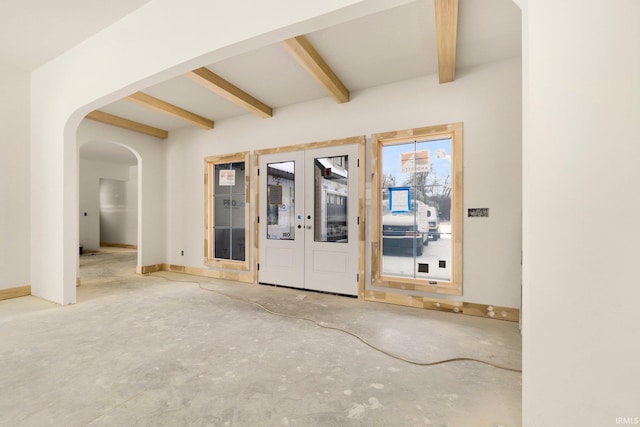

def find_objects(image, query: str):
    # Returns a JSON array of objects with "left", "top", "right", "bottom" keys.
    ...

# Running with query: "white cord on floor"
[{"left": 147, "top": 273, "right": 522, "bottom": 374}]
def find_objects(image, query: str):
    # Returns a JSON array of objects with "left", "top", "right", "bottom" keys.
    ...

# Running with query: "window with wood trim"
[
  {"left": 205, "top": 152, "right": 250, "bottom": 270},
  {"left": 371, "top": 123, "right": 463, "bottom": 295}
]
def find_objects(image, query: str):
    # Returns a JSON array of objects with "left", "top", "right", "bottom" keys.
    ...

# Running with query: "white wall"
[
  {"left": 0, "top": 63, "right": 30, "bottom": 291},
  {"left": 77, "top": 121, "right": 165, "bottom": 270},
  {"left": 78, "top": 159, "right": 137, "bottom": 250},
  {"left": 164, "top": 57, "right": 522, "bottom": 308},
  {"left": 99, "top": 171, "right": 138, "bottom": 246},
  {"left": 522, "top": 1, "right": 640, "bottom": 425},
  {"left": 124, "top": 166, "right": 138, "bottom": 244}
]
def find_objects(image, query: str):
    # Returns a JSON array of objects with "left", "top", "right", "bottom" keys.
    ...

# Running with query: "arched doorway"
[{"left": 78, "top": 140, "right": 142, "bottom": 281}]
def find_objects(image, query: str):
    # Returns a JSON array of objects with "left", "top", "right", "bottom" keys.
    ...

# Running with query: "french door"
[{"left": 258, "top": 144, "right": 359, "bottom": 295}]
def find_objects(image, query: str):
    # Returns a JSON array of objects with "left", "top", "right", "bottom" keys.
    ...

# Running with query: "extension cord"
[{"left": 147, "top": 273, "right": 522, "bottom": 374}]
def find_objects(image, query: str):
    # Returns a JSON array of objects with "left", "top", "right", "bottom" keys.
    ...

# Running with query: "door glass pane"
[
  {"left": 314, "top": 155, "right": 348, "bottom": 243},
  {"left": 381, "top": 138, "right": 452, "bottom": 281},
  {"left": 212, "top": 160, "right": 246, "bottom": 262},
  {"left": 267, "top": 161, "right": 295, "bottom": 240},
  {"left": 214, "top": 228, "right": 231, "bottom": 259},
  {"left": 229, "top": 195, "right": 246, "bottom": 228},
  {"left": 214, "top": 195, "right": 231, "bottom": 227},
  {"left": 215, "top": 162, "right": 245, "bottom": 195},
  {"left": 230, "top": 228, "right": 245, "bottom": 261}
]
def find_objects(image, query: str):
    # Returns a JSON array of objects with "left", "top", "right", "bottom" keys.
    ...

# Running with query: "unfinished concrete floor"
[{"left": 0, "top": 251, "right": 521, "bottom": 426}]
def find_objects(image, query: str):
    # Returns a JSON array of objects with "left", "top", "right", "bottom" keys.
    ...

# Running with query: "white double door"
[{"left": 258, "top": 145, "right": 359, "bottom": 296}]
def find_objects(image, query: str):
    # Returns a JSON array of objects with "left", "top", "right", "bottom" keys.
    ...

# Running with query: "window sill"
[
  {"left": 373, "top": 275, "right": 462, "bottom": 296},
  {"left": 204, "top": 259, "right": 250, "bottom": 271}
]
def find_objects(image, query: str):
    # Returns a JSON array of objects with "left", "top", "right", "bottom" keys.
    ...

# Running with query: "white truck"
[
  {"left": 382, "top": 200, "right": 439, "bottom": 255},
  {"left": 420, "top": 203, "right": 440, "bottom": 241}
]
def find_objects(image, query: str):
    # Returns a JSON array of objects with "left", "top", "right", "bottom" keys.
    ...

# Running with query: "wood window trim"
[
  {"left": 371, "top": 123, "right": 463, "bottom": 296},
  {"left": 204, "top": 152, "right": 250, "bottom": 271}
]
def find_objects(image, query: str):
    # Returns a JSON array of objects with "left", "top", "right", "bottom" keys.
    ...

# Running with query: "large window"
[
  {"left": 372, "top": 124, "right": 463, "bottom": 295},
  {"left": 205, "top": 152, "right": 250, "bottom": 270}
]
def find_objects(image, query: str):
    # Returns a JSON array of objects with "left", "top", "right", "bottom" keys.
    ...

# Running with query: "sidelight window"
[{"left": 205, "top": 152, "right": 250, "bottom": 269}]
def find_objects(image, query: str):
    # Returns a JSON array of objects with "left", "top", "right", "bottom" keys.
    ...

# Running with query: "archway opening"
[{"left": 78, "top": 140, "right": 142, "bottom": 286}]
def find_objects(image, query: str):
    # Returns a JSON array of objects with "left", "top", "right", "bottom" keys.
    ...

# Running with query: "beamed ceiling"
[{"left": 82, "top": 0, "right": 521, "bottom": 142}]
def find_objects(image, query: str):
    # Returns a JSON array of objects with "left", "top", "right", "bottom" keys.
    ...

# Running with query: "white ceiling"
[
  {"left": 0, "top": 0, "right": 521, "bottom": 164},
  {"left": 92, "top": 0, "right": 520, "bottom": 137}
]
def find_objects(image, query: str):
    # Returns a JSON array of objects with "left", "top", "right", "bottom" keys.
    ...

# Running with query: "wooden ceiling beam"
[
  {"left": 281, "top": 35, "right": 350, "bottom": 104},
  {"left": 126, "top": 91, "right": 214, "bottom": 129},
  {"left": 186, "top": 68, "right": 273, "bottom": 118},
  {"left": 85, "top": 111, "right": 168, "bottom": 139},
  {"left": 435, "top": 0, "right": 458, "bottom": 84}
]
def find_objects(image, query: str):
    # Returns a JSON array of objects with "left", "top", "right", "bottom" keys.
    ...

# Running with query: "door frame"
[{"left": 253, "top": 135, "right": 366, "bottom": 298}]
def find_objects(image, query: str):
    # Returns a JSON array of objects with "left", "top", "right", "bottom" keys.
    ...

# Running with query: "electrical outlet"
[
  {"left": 468, "top": 208, "right": 489, "bottom": 217},
  {"left": 181, "top": 250, "right": 184, "bottom": 256}
]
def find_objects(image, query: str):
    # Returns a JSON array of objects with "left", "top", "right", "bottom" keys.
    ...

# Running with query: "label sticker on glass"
[
  {"left": 219, "top": 169, "right": 236, "bottom": 186},
  {"left": 400, "top": 150, "right": 430, "bottom": 173},
  {"left": 389, "top": 187, "right": 411, "bottom": 213}
]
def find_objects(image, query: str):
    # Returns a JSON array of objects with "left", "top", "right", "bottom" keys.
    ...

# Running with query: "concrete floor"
[{"left": 0, "top": 251, "right": 521, "bottom": 426}]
